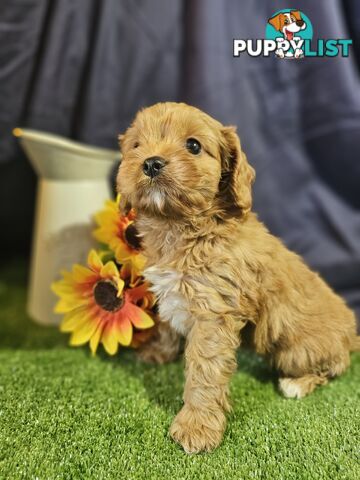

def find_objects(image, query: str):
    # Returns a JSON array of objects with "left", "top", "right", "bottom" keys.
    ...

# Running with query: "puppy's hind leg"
[
  {"left": 137, "top": 321, "right": 182, "bottom": 364},
  {"left": 279, "top": 374, "right": 328, "bottom": 399},
  {"left": 278, "top": 351, "right": 351, "bottom": 399}
]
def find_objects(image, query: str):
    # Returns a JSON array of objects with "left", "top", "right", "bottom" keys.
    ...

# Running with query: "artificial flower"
[
  {"left": 52, "top": 250, "right": 155, "bottom": 355},
  {"left": 93, "top": 195, "right": 146, "bottom": 282}
]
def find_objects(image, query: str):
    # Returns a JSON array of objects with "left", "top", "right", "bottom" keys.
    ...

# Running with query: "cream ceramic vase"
[{"left": 14, "top": 128, "right": 120, "bottom": 326}]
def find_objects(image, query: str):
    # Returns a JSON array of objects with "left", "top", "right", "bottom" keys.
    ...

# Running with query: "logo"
[
  {"left": 266, "top": 9, "right": 312, "bottom": 59},
  {"left": 233, "top": 9, "right": 352, "bottom": 59}
]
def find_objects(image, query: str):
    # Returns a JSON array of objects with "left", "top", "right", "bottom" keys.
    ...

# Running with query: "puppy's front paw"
[{"left": 169, "top": 405, "right": 226, "bottom": 454}]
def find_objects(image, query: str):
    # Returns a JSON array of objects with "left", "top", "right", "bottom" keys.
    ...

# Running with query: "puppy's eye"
[
  {"left": 186, "top": 138, "right": 201, "bottom": 155},
  {"left": 284, "top": 18, "right": 289, "bottom": 25},
  {"left": 133, "top": 142, "right": 139, "bottom": 149}
]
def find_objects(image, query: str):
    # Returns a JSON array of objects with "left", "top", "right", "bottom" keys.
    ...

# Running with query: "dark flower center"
[
  {"left": 93, "top": 280, "right": 124, "bottom": 312},
  {"left": 124, "top": 223, "right": 142, "bottom": 250}
]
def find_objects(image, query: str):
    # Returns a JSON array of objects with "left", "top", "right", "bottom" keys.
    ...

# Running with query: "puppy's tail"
[{"left": 350, "top": 335, "right": 360, "bottom": 352}]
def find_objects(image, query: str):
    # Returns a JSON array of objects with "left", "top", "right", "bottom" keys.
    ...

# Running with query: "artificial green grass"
[{"left": 0, "top": 261, "right": 359, "bottom": 480}]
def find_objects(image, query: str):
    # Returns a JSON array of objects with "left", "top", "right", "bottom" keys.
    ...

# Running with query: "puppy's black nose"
[
  {"left": 296, "top": 19, "right": 304, "bottom": 27},
  {"left": 143, "top": 156, "right": 165, "bottom": 178}
]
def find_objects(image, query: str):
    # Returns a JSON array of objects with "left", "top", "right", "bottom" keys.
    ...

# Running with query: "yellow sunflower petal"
[
  {"left": 90, "top": 323, "right": 103, "bottom": 355},
  {"left": 94, "top": 209, "right": 117, "bottom": 225},
  {"left": 126, "top": 254, "right": 147, "bottom": 285},
  {"left": 105, "top": 198, "right": 118, "bottom": 210},
  {"left": 60, "top": 270, "right": 76, "bottom": 282},
  {"left": 100, "top": 261, "right": 119, "bottom": 279},
  {"left": 114, "top": 279, "right": 124, "bottom": 298},
  {"left": 93, "top": 221, "right": 118, "bottom": 236},
  {"left": 93, "top": 198, "right": 121, "bottom": 245},
  {"left": 101, "top": 324, "right": 119, "bottom": 355},
  {"left": 130, "top": 308, "right": 155, "bottom": 329},
  {"left": 51, "top": 279, "right": 76, "bottom": 297},
  {"left": 113, "top": 241, "right": 132, "bottom": 263},
  {"left": 73, "top": 264, "right": 97, "bottom": 283},
  {"left": 70, "top": 315, "right": 99, "bottom": 346},
  {"left": 133, "top": 253, "right": 146, "bottom": 271},
  {"left": 93, "top": 228, "right": 111, "bottom": 244},
  {"left": 116, "top": 317, "right": 133, "bottom": 346},
  {"left": 60, "top": 306, "right": 89, "bottom": 332},
  {"left": 54, "top": 296, "right": 87, "bottom": 314},
  {"left": 87, "top": 249, "right": 103, "bottom": 272}
]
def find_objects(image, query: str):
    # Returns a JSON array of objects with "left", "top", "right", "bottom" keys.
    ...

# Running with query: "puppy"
[
  {"left": 117, "top": 102, "right": 359, "bottom": 453},
  {"left": 268, "top": 10, "right": 306, "bottom": 58}
]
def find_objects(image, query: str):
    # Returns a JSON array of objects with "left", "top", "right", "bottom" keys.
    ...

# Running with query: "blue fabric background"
[{"left": 0, "top": 0, "right": 359, "bottom": 325}]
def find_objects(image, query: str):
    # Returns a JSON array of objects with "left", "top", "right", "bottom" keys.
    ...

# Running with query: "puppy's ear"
[
  {"left": 268, "top": 13, "right": 283, "bottom": 31},
  {"left": 291, "top": 10, "right": 301, "bottom": 21},
  {"left": 219, "top": 126, "right": 255, "bottom": 218}
]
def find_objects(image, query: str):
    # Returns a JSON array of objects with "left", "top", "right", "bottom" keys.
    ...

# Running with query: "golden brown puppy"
[{"left": 117, "top": 102, "right": 359, "bottom": 454}]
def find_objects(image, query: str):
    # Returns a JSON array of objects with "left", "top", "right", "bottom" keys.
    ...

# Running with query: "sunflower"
[
  {"left": 93, "top": 195, "right": 146, "bottom": 282},
  {"left": 51, "top": 250, "right": 155, "bottom": 355}
]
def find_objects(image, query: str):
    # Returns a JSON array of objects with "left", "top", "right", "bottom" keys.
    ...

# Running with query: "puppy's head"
[
  {"left": 117, "top": 102, "right": 255, "bottom": 220},
  {"left": 268, "top": 11, "right": 306, "bottom": 40}
]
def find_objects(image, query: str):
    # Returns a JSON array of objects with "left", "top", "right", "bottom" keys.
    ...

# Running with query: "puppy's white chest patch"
[{"left": 144, "top": 266, "right": 190, "bottom": 336}]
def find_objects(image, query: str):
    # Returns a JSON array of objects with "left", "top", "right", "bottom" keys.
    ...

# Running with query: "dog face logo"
[
  {"left": 266, "top": 9, "right": 312, "bottom": 59},
  {"left": 268, "top": 11, "right": 306, "bottom": 41}
]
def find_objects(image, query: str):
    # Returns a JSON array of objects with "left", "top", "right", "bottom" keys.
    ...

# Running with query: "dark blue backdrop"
[{"left": 0, "top": 0, "right": 359, "bottom": 325}]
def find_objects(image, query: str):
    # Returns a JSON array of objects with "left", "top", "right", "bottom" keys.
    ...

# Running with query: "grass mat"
[{"left": 0, "top": 261, "right": 359, "bottom": 479}]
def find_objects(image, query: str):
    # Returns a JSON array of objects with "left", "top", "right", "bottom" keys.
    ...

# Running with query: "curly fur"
[{"left": 117, "top": 102, "right": 359, "bottom": 454}]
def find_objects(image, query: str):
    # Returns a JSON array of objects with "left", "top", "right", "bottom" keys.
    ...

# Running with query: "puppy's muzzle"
[{"left": 143, "top": 156, "right": 165, "bottom": 178}]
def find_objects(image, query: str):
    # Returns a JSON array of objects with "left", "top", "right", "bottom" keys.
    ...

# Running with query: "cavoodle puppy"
[{"left": 117, "top": 102, "right": 359, "bottom": 454}]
